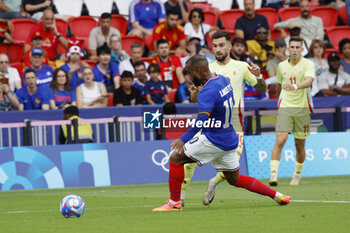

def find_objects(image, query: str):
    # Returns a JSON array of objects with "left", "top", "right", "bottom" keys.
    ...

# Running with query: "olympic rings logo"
[{"left": 151, "top": 149, "right": 172, "bottom": 172}]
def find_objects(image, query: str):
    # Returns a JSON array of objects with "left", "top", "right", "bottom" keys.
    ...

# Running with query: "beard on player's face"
[{"left": 215, "top": 52, "right": 228, "bottom": 62}]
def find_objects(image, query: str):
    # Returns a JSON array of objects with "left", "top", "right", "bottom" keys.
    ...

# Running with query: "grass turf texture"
[{"left": 0, "top": 175, "right": 349, "bottom": 233}]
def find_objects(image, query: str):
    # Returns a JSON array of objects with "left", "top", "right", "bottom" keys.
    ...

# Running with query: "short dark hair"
[
  {"left": 120, "top": 71, "right": 133, "bottom": 79},
  {"left": 166, "top": 8, "right": 179, "bottom": 17},
  {"left": 130, "top": 42, "right": 143, "bottom": 50},
  {"left": 212, "top": 31, "right": 231, "bottom": 42},
  {"left": 97, "top": 43, "right": 111, "bottom": 56},
  {"left": 232, "top": 37, "right": 247, "bottom": 48},
  {"left": 64, "top": 106, "right": 79, "bottom": 116},
  {"left": 148, "top": 63, "right": 161, "bottom": 73},
  {"left": 134, "top": 60, "right": 145, "bottom": 68},
  {"left": 24, "top": 69, "right": 36, "bottom": 78},
  {"left": 189, "top": 8, "right": 204, "bottom": 23},
  {"left": 157, "top": 39, "right": 169, "bottom": 48},
  {"left": 101, "top": 12, "right": 111, "bottom": 19},
  {"left": 339, "top": 38, "right": 350, "bottom": 54},
  {"left": 163, "top": 103, "right": 177, "bottom": 115},
  {"left": 289, "top": 36, "right": 304, "bottom": 45}
]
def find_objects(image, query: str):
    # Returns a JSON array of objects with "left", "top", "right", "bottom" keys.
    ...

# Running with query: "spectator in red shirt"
[
  {"left": 23, "top": 31, "right": 49, "bottom": 67},
  {"left": 152, "top": 39, "right": 184, "bottom": 89},
  {"left": 153, "top": 9, "right": 187, "bottom": 55},
  {"left": 24, "top": 8, "right": 68, "bottom": 61}
]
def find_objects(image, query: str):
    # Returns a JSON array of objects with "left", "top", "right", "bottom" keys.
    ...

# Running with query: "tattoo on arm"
[{"left": 254, "top": 79, "right": 267, "bottom": 94}]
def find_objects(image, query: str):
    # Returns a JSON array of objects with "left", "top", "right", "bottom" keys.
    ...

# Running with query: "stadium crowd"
[{"left": 0, "top": 0, "right": 349, "bottom": 111}]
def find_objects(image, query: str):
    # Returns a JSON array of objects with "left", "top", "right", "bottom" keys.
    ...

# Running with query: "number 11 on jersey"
[{"left": 223, "top": 96, "right": 234, "bottom": 128}]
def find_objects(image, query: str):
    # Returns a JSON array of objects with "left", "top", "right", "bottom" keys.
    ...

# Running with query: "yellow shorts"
[{"left": 276, "top": 114, "right": 311, "bottom": 139}]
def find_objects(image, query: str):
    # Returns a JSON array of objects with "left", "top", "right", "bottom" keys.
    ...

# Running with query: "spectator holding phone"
[
  {"left": 48, "top": 68, "right": 76, "bottom": 109},
  {"left": 0, "top": 53, "right": 21, "bottom": 92},
  {"left": 0, "top": 74, "right": 20, "bottom": 111},
  {"left": 76, "top": 67, "right": 108, "bottom": 108}
]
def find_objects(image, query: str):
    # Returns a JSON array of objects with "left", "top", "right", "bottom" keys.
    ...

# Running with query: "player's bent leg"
[
  {"left": 270, "top": 131, "right": 289, "bottom": 186},
  {"left": 224, "top": 170, "right": 292, "bottom": 206},
  {"left": 153, "top": 151, "right": 196, "bottom": 212},
  {"left": 181, "top": 163, "right": 197, "bottom": 207}
]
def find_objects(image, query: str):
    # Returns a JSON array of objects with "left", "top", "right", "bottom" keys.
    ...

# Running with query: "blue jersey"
[
  {"left": 60, "top": 63, "right": 85, "bottom": 90},
  {"left": 129, "top": 0, "right": 166, "bottom": 30},
  {"left": 144, "top": 79, "right": 168, "bottom": 104},
  {"left": 16, "top": 86, "right": 49, "bottom": 110},
  {"left": 48, "top": 88, "right": 76, "bottom": 107},
  {"left": 23, "top": 65, "right": 54, "bottom": 91},
  {"left": 244, "top": 83, "right": 266, "bottom": 100},
  {"left": 93, "top": 62, "right": 120, "bottom": 87},
  {"left": 132, "top": 79, "right": 146, "bottom": 104},
  {"left": 198, "top": 75, "right": 238, "bottom": 151}
]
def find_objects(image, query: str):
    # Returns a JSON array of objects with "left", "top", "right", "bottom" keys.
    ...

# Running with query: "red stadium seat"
[
  {"left": 203, "top": 10, "right": 217, "bottom": 26},
  {"left": 255, "top": 8, "right": 278, "bottom": 30},
  {"left": 278, "top": 7, "right": 301, "bottom": 21},
  {"left": 111, "top": 15, "right": 128, "bottom": 36},
  {"left": 270, "top": 29, "right": 289, "bottom": 41},
  {"left": 121, "top": 35, "right": 144, "bottom": 55},
  {"left": 107, "top": 93, "right": 114, "bottom": 107},
  {"left": 10, "top": 18, "right": 36, "bottom": 43},
  {"left": 0, "top": 43, "right": 7, "bottom": 54},
  {"left": 68, "top": 16, "right": 97, "bottom": 43},
  {"left": 323, "top": 48, "right": 341, "bottom": 60},
  {"left": 55, "top": 18, "right": 68, "bottom": 37},
  {"left": 338, "top": 6, "right": 348, "bottom": 25},
  {"left": 327, "top": 26, "right": 350, "bottom": 49},
  {"left": 7, "top": 43, "right": 24, "bottom": 63},
  {"left": 219, "top": 9, "right": 244, "bottom": 33},
  {"left": 144, "top": 34, "right": 154, "bottom": 51},
  {"left": 310, "top": 6, "right": 338, "bottom": 30},
  {"left": 167, "top": 89, "right": 176, "bottom": 103},
  {"left": 10, "top": 62, "right": 24, "bottom": 79}
]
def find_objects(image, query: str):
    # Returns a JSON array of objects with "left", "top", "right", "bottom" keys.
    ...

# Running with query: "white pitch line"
[{"left": 292, "top": 200, "right": 350, "bottom": 204}]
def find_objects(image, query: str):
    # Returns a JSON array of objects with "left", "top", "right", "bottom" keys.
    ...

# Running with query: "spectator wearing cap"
[
  {"left": 265, "top": 37, "right": 287, "bottom": 99},
  {"left": 23, "top": 31, "right": 49, "bottom": 67},
  {"left": 92, "top": 44, "right": 120, "bottom": 92},
  {"left": 180, "top": 37, "right": 214, "bottom": 67},
  {"left": 22, "top": 47, "right": 54, "bottom": 90},
  {"left": 24, "top": 9, "right": 68, "bottom": 61},
  {"left": 235, "top": 0, "right": 270, "bottom": 41},
  {"left": 109, "top": 34, "right": 129, "bottom": 65},
  {"left": 0, "top": 53, "right": 21, "bottom": 92},
  {"left": 89, "top": 12, "right": 121, "bottom": 61},
  {"left": 153, "top": 9, "right": 187, "bottom": 55},
  {"left": 317, "top": 53, "right": 350, "bottom": 97},
  {"left": 274, "top": 0, "right": 324, "bottom": 45},
  {"left": 339, "top": 38, "right": 350, "bottom": 75},
  {"left": 283, "top": 20, "right": 309, "bottom": 57},
  {"left": 247, "top": 24, "right": 275, "bottom": 68},
  {"left": 266, "top": 37, "right": 287, "bottom": 78},
  {"left": 16, "top": 69, "right": 49, "bottom": 110},
  {"left": 128, "top": 0, "right": 166, "bottom": 38},
  {"left": 60, "top": 46, "right": 89, "bottom": 91}
]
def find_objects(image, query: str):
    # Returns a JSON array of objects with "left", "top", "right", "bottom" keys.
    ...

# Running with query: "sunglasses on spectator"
[{"left": 256, "top": 30, "right": 267, "bottom": 34}]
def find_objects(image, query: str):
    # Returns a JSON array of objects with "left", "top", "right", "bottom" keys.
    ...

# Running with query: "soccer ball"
[{"left": 60, "top": 194, "right": 85, "bottom": 218}]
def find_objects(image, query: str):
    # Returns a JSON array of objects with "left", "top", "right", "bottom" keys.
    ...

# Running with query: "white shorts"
[{"left": 183, "top": 134, "right": 240, "bottom": 172}]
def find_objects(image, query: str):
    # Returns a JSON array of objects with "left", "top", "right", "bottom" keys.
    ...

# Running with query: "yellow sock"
[
  {"left": 270, "top": 160, "right": 280, "bottom": 175},
  {"left": 214, "top": 172, "right": 226, "bottom": 183},
  {"left": 294, "top": 162, "right": 304, "bottom": 177},
  {"left": 181, "top": 163, "right": 197, "bottom": 196}
]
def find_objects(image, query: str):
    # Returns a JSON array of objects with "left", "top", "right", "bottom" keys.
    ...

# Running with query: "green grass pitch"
[{"left": 0, "top": 175, "right": 349, "bottom": 233}]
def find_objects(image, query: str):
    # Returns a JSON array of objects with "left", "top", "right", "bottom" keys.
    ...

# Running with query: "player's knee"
[
  {"left": 276, "top": 136, "right": 288, "bottom": 147},
  {"left": 224, "top": 171, "right": 239, "bottom": 186}
]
